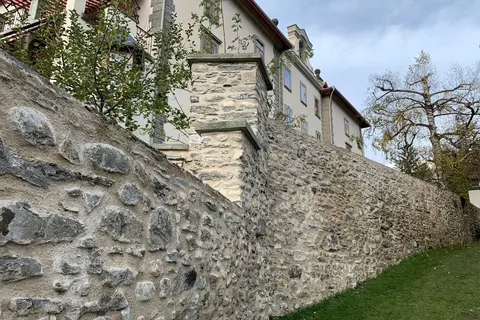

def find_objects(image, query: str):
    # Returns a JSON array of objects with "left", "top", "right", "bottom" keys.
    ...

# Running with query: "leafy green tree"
[
  {"left": 1, "top": 0, "right": 192, "bottom": 135},
  {"left": 391, "top": 133, "right": 433, "bottom": 181}
]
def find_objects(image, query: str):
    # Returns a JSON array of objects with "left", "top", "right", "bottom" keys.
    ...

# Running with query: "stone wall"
[
  {"left": 265, "top": 121, "right": 480, "bottom": 314},
  {"left": 0, "top": 52, "right": 260, "bottom": 319},
  {"left": 0, "top": 50, "right": 479, "bottom": 320}
]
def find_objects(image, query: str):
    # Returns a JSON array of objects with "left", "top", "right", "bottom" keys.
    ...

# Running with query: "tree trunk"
[{"left": 421, "top": 76, "right": 443, "bottom": 182}]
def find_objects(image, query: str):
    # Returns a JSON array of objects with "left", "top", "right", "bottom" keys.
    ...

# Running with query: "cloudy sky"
[{"left": 256, "top": 0, "right": 480, "bottom": 164}]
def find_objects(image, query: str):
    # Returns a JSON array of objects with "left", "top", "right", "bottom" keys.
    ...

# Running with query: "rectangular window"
[
  {"left": 344, "top": 118, "right": 350, "bottom": 136},
  {"left": 284, "top": 67, "right": 291, "bottom": 91},
  {"left": 314, "top": 98, "right": 320, "bottom": 118},
  {"left": 301, "top": 120, "right": 308, "bottom": 134},
  {"left": 300, "top": 82, "right": 307, "bottom": 106},
  {"left": 0, "top": 14, "right": 6, "bottom": 33},
  {"left": 345, "top": 142, "right": 352, "bottom": 151},
  {"left": 284, "top": 105, "right": 293, "bottom": 125},
  {"left": 315, "top": 130, "right": 321, "bottom": 141},
  {"left": 254, "top": 39, "right": 264, "bottom": 60},
  {"left": 204, "top": 0, "right": 220, "bottom": 21},
  {"left": 201, "top": 33, "right": 220, "bottom": 54},
  {"left": 153, "top": 114, "right": 166, "bottom": 143}
]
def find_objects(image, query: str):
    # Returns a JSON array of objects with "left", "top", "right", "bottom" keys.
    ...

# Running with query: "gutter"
[
  {"left": 160, "top": 0, "right": 166, "bottom": 30},
  {"left": 329, "top": 86, "right": 335, "bottom": 145}
]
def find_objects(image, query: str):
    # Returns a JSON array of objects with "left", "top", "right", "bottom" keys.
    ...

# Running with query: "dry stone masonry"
[
  {"left": 0, "top": 51, "right": 479, "bottom": 320},
  {"left": 0, "top": 52, "right": 256, "bottom": 319}
]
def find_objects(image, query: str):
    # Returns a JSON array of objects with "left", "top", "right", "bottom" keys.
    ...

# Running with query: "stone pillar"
[{"left": 160, "top": 53, "right": 272, "bottom": 203}]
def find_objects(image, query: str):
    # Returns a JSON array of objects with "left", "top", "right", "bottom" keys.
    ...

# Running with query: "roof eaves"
[
  {"left": 234, "top": 0, "right": 293, "bottom": 52},
  {"left": 321, "top": 87, "right": 370, "bottom": 128}
]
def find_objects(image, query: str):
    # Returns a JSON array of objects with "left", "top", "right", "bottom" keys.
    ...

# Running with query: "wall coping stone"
[
  {"left": 187, "top": 53, "right": 273, "bottom": 91},
  {"left": 154, "top": 143, "right": 190, "bottom": 151},
  {"left": 194, "top": 120, "right": 261, "bottom": 150}
]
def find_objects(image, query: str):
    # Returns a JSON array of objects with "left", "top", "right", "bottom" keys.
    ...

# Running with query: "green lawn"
[{"left": 278, "top": 242, "right": 480, "bottom": 320}]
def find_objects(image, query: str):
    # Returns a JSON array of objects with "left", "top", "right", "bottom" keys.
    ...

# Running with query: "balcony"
[{"left": 1, "top": 0, "right": 152, "bottom": 54}]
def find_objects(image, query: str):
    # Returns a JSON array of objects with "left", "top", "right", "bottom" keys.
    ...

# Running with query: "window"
[
  {"left": 345, "top": 142, "right": 353, "bottom": 152},
  {"left": 0, "top": 14, "right": 6, "bottom": 33},
  {"left": 300, "top": 82, "right": 307, "bottom": 105},
  {"left": 284, "top": 105, "right": 293, "bottom": 125},
  {"left": 153, "top": 115, "right": 166, "bottom": 143},
  {"left": 344, "top": 118, "right": 350, "bottom": 136},
  {"left": 201, "top": 32, "right": 220, "bottom": 54},
  {"left": 254, "top": 39, "right": 265, "bottom": 60},
  {"left": 315, "top": 130, "right": 321, "bottom": 141},
  {"left": 301, "top": 120, "right": 308, "bottom": 134},
  {"left": 284, "top": 67, "right": 291, "bottom": 91},
  {"left": 204, "top": 0, "right": 220, "bottom": 21},
  {"left": 314, "top": 98, "right": 320, "bottom": 118}
]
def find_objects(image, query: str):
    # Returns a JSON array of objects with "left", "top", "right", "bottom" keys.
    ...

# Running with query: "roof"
[
  {"left": 234, "top": 0, "right": 293, "bottom": 52},
  {"left": 287, "top": 24, "right": 313, "bottom": 49},
  {"left": 320, "top": 87, "right": 370, "bottom": 128}
]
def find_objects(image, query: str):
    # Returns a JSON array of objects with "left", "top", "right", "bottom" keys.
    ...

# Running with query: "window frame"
[
  {"left": 204, "top": 0, "right": 220, "bottom": 21},
  {"left": 284, "top": 104, "right": 293, "bottom": 125},
  {"left": 0, "top": 14, "right": 6, "bottom": 32},
  {"left": 284, "top": 66, "right": 291, "bottom": 91},
  {"left": 300, "top": 82, "right": 307, "bottom": 106},
  {"left": 254, "top": 39, "right": 265, "bottom": 60},
  {"left": 301, "top": 120, "right": 308, "bottom": 134},
  {"left": 201, "top": 30, "right": 221, "bottom": 54},
  {"left": 344, "top": 117, "right": 350, "bottom": 137},
  {"left": 314, "top": 97, "right": 320, "bottom": 119},
  {"left": 315, "top": 130, "right": 321, "bottom": 141}
]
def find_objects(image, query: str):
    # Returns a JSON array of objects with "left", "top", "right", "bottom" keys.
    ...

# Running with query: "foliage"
[
  {"left": 349, "top": 134, "right": 365, "bottom": 150},
  {"left": 391, "top": 134, "right": 433, "bottom": 181},
  {"left": 1, "top": 0, "right": 192, "bottom": 136},
  {"left": 267, "top": 51, "right": 310, "bottom": 128},
  {"left": 365, "top": 50, "right": 480, "bottom": 194},
  {"left": 227, "top": 13, "right": 255, "bottom": 52}
]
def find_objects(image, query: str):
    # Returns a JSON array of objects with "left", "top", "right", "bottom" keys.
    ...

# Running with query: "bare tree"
[{"left": 365, "top": 51, "right": 480, "bottom": 165}]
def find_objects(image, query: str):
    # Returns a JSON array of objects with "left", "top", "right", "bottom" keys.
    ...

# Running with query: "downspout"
[
  {"left": 160, "top": 0, "right": 166, "bottom": 30},
  {"left": 329, "top": 86, "right": 335, "bottom": 145}
]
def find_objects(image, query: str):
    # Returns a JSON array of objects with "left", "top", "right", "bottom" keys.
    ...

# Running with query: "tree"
[
  {"left": 391, "top": 132, "right": 433, "bottom": 181},
  {"left": 1, "top": 0, "right": 196, "bottom": 136},
  {"left": 0, "top": 0, "right": 261, "bottom": 139},
  {"left": 365, "top": 51, "right": 480, "bottom": 193}
]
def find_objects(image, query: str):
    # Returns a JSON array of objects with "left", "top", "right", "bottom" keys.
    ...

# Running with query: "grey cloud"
[{"left": 258, "top": 0, "right": 479, "bottom": 33}]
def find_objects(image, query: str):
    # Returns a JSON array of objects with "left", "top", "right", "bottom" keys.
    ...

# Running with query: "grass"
[{"left": 278, "top": 242, "right": 480, "bottom": 320}]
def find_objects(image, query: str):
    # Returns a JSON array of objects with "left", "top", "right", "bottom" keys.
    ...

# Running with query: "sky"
[{"left": 256, "top": 0, "right": 480, "bottom": 164}]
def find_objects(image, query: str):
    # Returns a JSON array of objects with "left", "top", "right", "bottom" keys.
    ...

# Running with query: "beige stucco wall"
[
  {"left": 469, "top": 190, "right": 480, "bottom": 209},
  {"left": 331, "top": 98, "right": 364, "bottom": 155},
  {"left": 282, "top": 60, "right": 322, "bottom": 137},
  {"left": 141, "top": 0, "right": 280, "bottom": 145}
]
